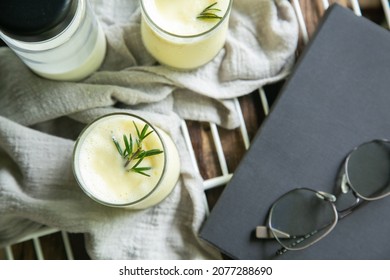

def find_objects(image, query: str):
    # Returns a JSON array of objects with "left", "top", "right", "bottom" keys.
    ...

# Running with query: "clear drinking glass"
[
  {"left": 140, "top": 0, "right": 233, "bottom": 70},
  {"left": 72, "top": 113, "right": 180, "bottom": 209},
  {"left": 0, "top": 0, "right": 106, "bottom": 81}
]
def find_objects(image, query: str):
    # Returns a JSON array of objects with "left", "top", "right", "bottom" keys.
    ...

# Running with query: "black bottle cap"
[{"left": 0, "top": 0, "right": 78, "bottom": 42}]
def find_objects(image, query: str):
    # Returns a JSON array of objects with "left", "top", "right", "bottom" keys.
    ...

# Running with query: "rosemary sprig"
[
  {"left": 111, "top": 122, "right": 163, "bottom": 177},
  {"left": 197, "top": 2, "right": 222, "bottom": 20}
]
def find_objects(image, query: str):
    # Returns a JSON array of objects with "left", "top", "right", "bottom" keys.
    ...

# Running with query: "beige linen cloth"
[{"left": 0, "top": 0, "right": 298, "bottom": 259}]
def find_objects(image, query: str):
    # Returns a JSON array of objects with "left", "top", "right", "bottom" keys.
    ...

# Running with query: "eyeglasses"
[{"left": 256, "top": 139, "right": 390, "bottom": 255}]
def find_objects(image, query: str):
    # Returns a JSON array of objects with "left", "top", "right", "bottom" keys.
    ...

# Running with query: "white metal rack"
[{"left": 1, "top": 0, "right": 389, "bottom": 260}]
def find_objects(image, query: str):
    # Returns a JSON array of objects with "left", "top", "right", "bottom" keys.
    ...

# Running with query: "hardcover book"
[{"left": 199, "top": 4, "right": 390, "bottom": 259}]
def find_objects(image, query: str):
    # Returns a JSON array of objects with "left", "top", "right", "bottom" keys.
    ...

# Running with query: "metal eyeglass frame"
[{"left": 256, "top": 139, "right": 390, "bottom": 255}]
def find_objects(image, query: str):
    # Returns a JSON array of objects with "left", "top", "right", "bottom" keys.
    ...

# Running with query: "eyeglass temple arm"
[
  {"left": 256, "top": 225, "right": 328, "bottom": 256},
  {"left": 256, "top": 226, "right": 290, "bottom": 256},
  {"left": 255, "top": 226, "right": 290, "bottom": 239}
]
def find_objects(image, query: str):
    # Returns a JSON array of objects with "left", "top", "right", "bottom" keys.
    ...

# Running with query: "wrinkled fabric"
[{"left": 0, "top": 0, "right": 298, "bottom": 259}]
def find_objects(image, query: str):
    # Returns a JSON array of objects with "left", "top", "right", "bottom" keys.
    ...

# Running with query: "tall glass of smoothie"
[
  {"left": 72, "top": 113, "right": 180, "bottom": 209},
  {"left": 140, "top": 0, "right": 233, "bottom": 70}
]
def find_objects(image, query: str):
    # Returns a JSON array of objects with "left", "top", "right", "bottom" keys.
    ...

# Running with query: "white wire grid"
[{"left": 1, "top": 0, "right": 389, "bottom": 260}]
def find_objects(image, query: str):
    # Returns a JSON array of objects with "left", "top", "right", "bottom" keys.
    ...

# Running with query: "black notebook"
[{"left": 199, "top": 4, "right": 390, "bottom": 260}]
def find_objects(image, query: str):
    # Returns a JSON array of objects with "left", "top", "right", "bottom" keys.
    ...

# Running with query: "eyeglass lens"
[
  {"left": 269, "top": 188, "right": 337, "bottom": 250},
  {"left": 346, "top": 140, "right": 390, "bottom": 200}
]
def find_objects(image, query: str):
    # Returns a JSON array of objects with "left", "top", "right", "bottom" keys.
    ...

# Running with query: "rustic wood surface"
[{"left": 0, "top": 0, "right": 386, "bottom": 259}]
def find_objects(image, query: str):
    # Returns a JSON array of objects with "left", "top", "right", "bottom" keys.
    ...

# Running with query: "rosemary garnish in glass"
[
  {"left": 197, "top": 2, "right": 222, "bottom": 20},
  {"left": 111, "top": 122, "right": 163, "bottom": 177}
]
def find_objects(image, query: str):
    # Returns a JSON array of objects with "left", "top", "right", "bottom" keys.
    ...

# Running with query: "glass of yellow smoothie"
[
  {"left": 140, "top": 0, "right": 233, "bottom": 70},
  {"left": 72, "top": 113, "right": 180, "bottom": 209}
]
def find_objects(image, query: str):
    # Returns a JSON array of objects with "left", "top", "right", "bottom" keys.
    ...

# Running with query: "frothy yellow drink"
[
  {"left": 140, "top": 0, "right": 232, "bottom": 69},
  {"left": 73, "top": 113, "right": 180, "bottom": 209}
]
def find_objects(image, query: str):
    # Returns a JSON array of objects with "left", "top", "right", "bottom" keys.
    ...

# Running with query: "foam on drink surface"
[
  {"left": 140, "top": 0, "right": 231, "bottom": 69},
  {"left": 76, "top": 115, "right": 166, "bottom": 205},
  {"left": 145, "top": 0, "right": 229, "bottom": 36}
]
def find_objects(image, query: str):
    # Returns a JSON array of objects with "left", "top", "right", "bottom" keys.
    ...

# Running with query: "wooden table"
[{"left": 0, "top": 0, "right": 386, "bottom": 259}]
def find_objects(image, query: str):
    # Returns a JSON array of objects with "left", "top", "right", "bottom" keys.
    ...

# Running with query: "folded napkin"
[{"left": 0, "top": 0, "right": 298, "bottom": 259}]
